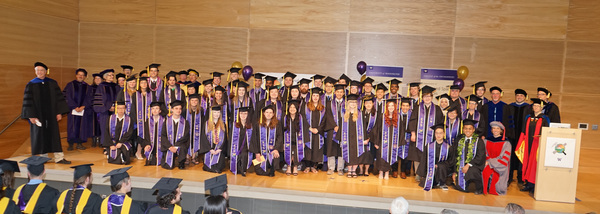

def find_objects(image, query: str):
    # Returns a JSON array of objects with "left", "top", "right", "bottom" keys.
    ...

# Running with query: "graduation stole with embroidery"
[
  {"left": 446, "top": 117, "right": 460, "bottom": 145},
  {"left": 146, "top": 116, "right": 164, "bottom": 165},
  {"left": 399, "top": 110, "right": 411, "bottom": 159},
  {"left": 230, "top": 125, "right": 253, "bottom": 174},
  {"left": 462, "top": 110, "right": 480, "bottom": 127},
  {"left": 163, "top": 85, "right": 182, "bottom": 106},
  {"left": 305, "top": 104, "right": 325, "bottom": 149},
  {"left": 259, "top": 125, "right": 277, "bottom": 171},
  {"left": 416, "top": 102, "right": 436, "bottom": 151},
  {"left": 456, "top": 134, "right": 479, "bottom": 190},
  {"left": 381, "top": 111, "right": 401, "bottom": 164},
  {"left": 424, "top": 141, "right": 449, "bottom": 191},
  {"left": 341, "top": 111, "right": 363, "bottom": 163},
  {"left": 186, "top": 109, "right": 202, "bottom": 156},
  {"left": 165, "top": 116, "right": 186, "bottom": 168},
  {"left": 284, "top": 114, "right": 305, "bottom": 165},
  {"left": 331, "top": 99, "right": 345, "bottom": 142},
  {"left": 204, "top": 124, "right": 225, "bottom": 168},
  {"left": 266, "top": 100, "right": 283, "bottom": 120},
  {"left": 136, "top": 91, "right": 152, "bottom": 138},
  {"left": 109, "top": 115, "right": 131, "bottom": 159}
]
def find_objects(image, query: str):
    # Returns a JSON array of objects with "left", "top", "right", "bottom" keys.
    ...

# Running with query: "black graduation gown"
[
  {"left": 375, "top": 119, "right": 397, "bottom": 172},
  {"left": 249, "top": 122, "right": 284, "bottom": 176},
  {"left": 542, "top": 102, "right": 561, "bottom": 123},
  {"left": 228, "top": 124, "right": 251, "bottom": 174},
  {"left": 15, "top": 183, "right": 59, "bottom": 213},
  {"left": 326, "top": 99, "right": 345, "bottom": 157},
  {"left": 463, "top": 111, "right": 487, "bottom": 136},
  {"left": 142, "top": 117, "right": 164, "bottom": 166},
  {"left": 452, "top": 135, "right": 486, "bottom": 192},
  {"left": 417, "top": 142, "right": 454, "bottom": 187},
  {"left": 358, "top": 111, "right": 377, "bottom": 165},
  {"left": 335, "top": 112, "right": 361, "bottom": 165},
  {"left": 306, "top": 106, "right": 336, "bottom": 162},
  {"left": 103, "top": 115, "right": 135, "bottom": 165},
  {"left": 407, "top": 104, "right": 444, "bottom": 162},
  {"left": 4, "top": 188, "right": 15, "bottom": 199},
  {"left": 130, "top": 91, "right": 150, "bottom": 131},
  {"left": 58, "top": 189, "right": 102, "bottom": 214},
  {"left": 90, "top": 84, "right": 102, "bottom": 137},
  {"left": 283, "top": 114, "right": 310, "bottom": 164},
  {"left": 146, "top": 204, "right": 190, "bottom": 214},
  {"left": 185, "top": 108, "right": 204, "bottom": 156},
  {"left": 0, "top": 196, "right": 20, "bottom": 214},
  {"left": 195, "top": 207, "right": 241, "bottom": 214},
  {"left": 102, "top": 194, "right": 145, "bottom": 214},
  {"left": 199, "top": 123, "right": 227, "bottom": 173},
  {"left": 21, "top": 77, "right": 69, "bottom": 155},
  {"left": 160, "top": 118, "right": 190, "bottom": 169}
]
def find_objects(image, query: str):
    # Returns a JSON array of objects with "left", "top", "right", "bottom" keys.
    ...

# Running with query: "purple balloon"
[
  {"left": 356, "top": 61, "right": 367, "bottom": 75},
  {"left": 453, "top": 78, "right": 465, "bottom": 91},
  {"left": 242, "top": 65, "right": 253, "bottom": 81}
]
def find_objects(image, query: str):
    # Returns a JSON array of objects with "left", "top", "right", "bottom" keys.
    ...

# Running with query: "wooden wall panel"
[
  {"left": 560, "top": 94, "right": 600, "bottom": 148},
  {"left": 249, "top": 29, "right": 347, "bottom": 76},
  {"left": 250, "top": 0, "right": 350, "bottom": 31},
  {"left": 347, "top": 33, "right": 453, "bottom": 81},
  {"left": 155, "top": 25, "right": 248, "bottom": 76},
  {"left": 453, "top": 37, "right": 564, "bottom": 96},
  {"left": 567, "top": 0, "right": 600, "bottom": 41},
  {"left": 0, "top": 0, "right": 78, "bottom": 20},
  {"left": 0, "top": 6, "right": 78, "bottom": 67},
  {"left": 156, "top": 0, "right": 250, "bottom": 28},
  {"left": 79, "top": 23, "right": 155, "bottom": 74},
  {"left": 563, "top": 41, "right": 600, "bottom": 94},
  {"left": 79, "top": 0, "right": 156, "bottom": 24},
  {"left": 455, "top": 0, "right": 569, "bottom": 39},
  {"left": 349, "top": 0, "right": 456, "bottom": 36}
]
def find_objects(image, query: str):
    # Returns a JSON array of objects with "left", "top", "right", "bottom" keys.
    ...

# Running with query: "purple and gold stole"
[
  {"left": 200, "top": 95, "right": 210, "bottom": 116},
  {"left": 146, "top": 116, "right": 164, "bottom": 166},
  {"left": 381, "top": 112, "right": 401, "bottom": 164},
  {"left": 124, "top": 92, "right": 132, "bottom": 115},
  {"left": 462, "top": 110, "right": 481, "bottom": 128},
  {"left": 230, "top": 126, "right": 254, "bottom": 174},
  {"left": 284, "top": 115, "right": 305, "bottom": 165},
  {"left": 165, "top": 116, "right": 186, "bottom": 168},
  {"left": 424, "top": 140, "right": 450, "bottom": 191},
  {"left": 341, "top": 112, "right": 363, "bottom": 163},
  {"left": 331, "top": 99, "right": 345, "bottom": 142},
  {"left": 164, "top": 85, "right": 182, "bottom": 106},
  {"left": 416, "top": 102, "right": 437, "bottom": 151},
  {"left": 232, "top": 96, "right": 250, "bottom": 120},
  {"left": 457, "top": 137, "right": 479, "bottom": 190},
  {"left": 204, "top": 126, "right": 225, "bottom": 168},
  {"left": 148, "top": 78, "right": 163, "bottom": 101},
  {"left": 186, "top": 109, "right": 202, "bottom": 156},
  {"left": 305, "top": 104, "right": 325, "bottom": 149},
  {"left": 109, "top": 115, "right": 131, "bottom": 159},
  {"left": 266, "top": 100, "right": 283, "bottom": 120},
  {"left": 446, "top": 118, "right": 460, "bottom": 145},
  {"left": 259, "top": 125, "right": 277, "bottom": 171},
  {"left": 364, "top": 112, "right": 377, "bottom": 154},
  {"left": 399, "top": 110, "right": 412, "bottom": 159},
  {"left": 136, "top": 91, "right": 152, "bottom": 138}
]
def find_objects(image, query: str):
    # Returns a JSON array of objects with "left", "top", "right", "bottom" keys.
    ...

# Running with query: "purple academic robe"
[
  {"left": 93, "top": 82, "right": 119, "bottom": 145},
  {"left": 63, "top": 80, "right": 93, "bottom": 144}
]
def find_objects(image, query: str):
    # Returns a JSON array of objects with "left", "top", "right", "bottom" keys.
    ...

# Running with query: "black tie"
[{"left": 465, "top": 138, "right": 471, "bottom": 145}]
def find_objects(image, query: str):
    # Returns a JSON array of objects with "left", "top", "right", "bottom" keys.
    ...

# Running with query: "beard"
[{"left": 300, "top": 88, "right": 309, "bottom": 94}]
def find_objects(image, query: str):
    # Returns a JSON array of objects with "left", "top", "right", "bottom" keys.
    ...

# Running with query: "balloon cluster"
[
  {"left": 453, "top": 66, "right": 469, "bottom": 90},
  {"left": 232, "top": 61, "right": 254, "bottom": 81}
]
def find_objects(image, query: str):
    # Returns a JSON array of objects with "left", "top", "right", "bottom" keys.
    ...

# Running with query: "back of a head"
[
  {"left": 441, "top": 209, "right": 460, "bottom": 214},
  {"left": 390, "top": 197, "right": 409, "bottom": 214},
  {"left": 203, "top": 195, "right": 227, "bottom": 214},
  {"left": 505, "top": 203, "right": 525, "bottom": 214}
]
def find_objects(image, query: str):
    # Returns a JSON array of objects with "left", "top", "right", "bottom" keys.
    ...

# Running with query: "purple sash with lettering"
[
  {"left": 381, "top": 112, "right": 401, "bottom": 163},
  {"left": 109, "top": 115, "right": 130, "bottom": 159},
  {"left": 187, "top": 110, "right": 202, "bottom": 155},
  {"left": 166, "top": 117, "right": 186, "bottom": 168},
  {"left": 259, "top": 125, "right": 277, "bottom": 171},
  {"left": 416, "top": 102, "right": 437, "bottom": 151},
  {"left": 146, "top": 116, "right": 164, "bottom": 165},
  {"left": 204, "top": 126, "right": 225, "bottom": 168},
  {"left": 124, "top": 91, "right": 132, "bottom": 115},
  {"left": 400, "top": 110, "right": 412, "bottom": 159},
  {"left": 446, "top": 118, "right": 460, "bottom": 145},
  {"left": 284, "top": 115, "right": 305, "bottom": 165},
  {"left": 363, "top": 112, "right": 377, "bottom": 153},
  {"left": 341, "top": 112, "right": 364, "bottom": 163},
  {"left": 136, "top": 91, "right": 152, "bottom": 138},
  {"left": 458, "top": 137, "right": 479, "bottom": 190},
  {"left": 163, "top": 85, "right": 182, "bottom": 106},
  {"left": 305, "top": 104, "right": 325, "bottom": 149},
  {"left": 331, "top": 99, "right": 345, "bottom": 143},
  {"left": 424, "top": 140, "right": 449, "bottom": 191},
  {"left": 230, "top": 125, "right": 243, "bottom": 174}
]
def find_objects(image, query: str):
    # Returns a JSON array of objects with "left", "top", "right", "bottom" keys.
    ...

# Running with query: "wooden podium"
[{"left": 534, "top": 127, "right": 582, "bottom": 203}]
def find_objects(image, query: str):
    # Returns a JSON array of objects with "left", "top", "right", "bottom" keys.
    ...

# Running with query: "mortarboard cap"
[
  {"left": 166, "top": 71, "right": 178, "bottom": 79},
  {"left": 283, "top": 72, "right": 297, "bottom": 79},
  {"left": 446, "top": 105, "right": 460, "bottom": 113},
  {"left": 20, "top": 156, "right": 51, "bottom": 176},
  {"left": 334, "top": 84, "right": 346, "bottom": 91},
  {"left": 116, "top": 101, "right": 126, "bottom": 106},
  {"left": 385, "top": 98, "right": 399, "bottom": 103},
  {"left": 324, "top": 77, "right": 337, "bottom": 85},
  {"left": 289, "top": 85, "right": 299, "bottom": 90},
  {"left": 170, "top": 100, "right": 184, "bottom": 108},
  {"left": 121, "top": 65, "right": 133, "bottom": 70},
  {"left": 211, "top": 105, "right": 222, "bottom": 111},
  {"left": 386, "top": 79, "right": 402, "bottom": 85},
  {"left": 449, "top": 85, "right": 461, "bottom": 90},
  {"left": 262, "top": 104, "right": 276, "bottom": 112},
  {"left": 421, "top": 85, "right": 436, "bottom": 94},
  {"left": 515, "top": 89, "right": 527, "bottom": 96},
  {"left": 350, "top": 80, "right": 362, "bottom": 87},
  {"left": 462, "top": 119, "right": 478, "bottom": 127},
  {"left": 0, "top": 160, "right": 20, "bottom": 172},
  {"left": 138, "top": 77, "right": 148, "bottom": 82},
  {"left": 537, "top": 87, "right": 551, "bottom": 96},
  {"left": 234, "top": 80, "right": 249, "bottom": 88},
  {"left": 116, "top": 73, "right": 126, "bottom": 79},
  {"left": 150, "top": 101, "right": 163, "bottom": 107},
  {"left": 152, "top": 177, "right": 183, "bottom": 197},
  {"left": 214, "top": 85, "right": 226, "bottom": 92},
  {"left": 362, "top": 95, "right": 375, "bottom": 102},
  {"left": 254, "top": 73, "right": 265, "bottom": 79},
  {"left": 346, "top": 94, "right": 360, "bottom": 101},
  {"left": 237, "top": 106, "right": 251, "bottom": 112},
  {"left": 287, "top": 99, "right": 301, "bottom": 108},
  {"left": 409, "top": 82, "right": 421, "bottom": 87},
  {"left": 267, "top": 86, "right": 279, "bottom": 91},
  {"left": 210, "top": 72, "right": 224, "bottom": 78},
  {"left": 204, "top": 174, "right": 228, "bottom": 196},
  {"left": 312, "top": 74, "right": 325, "bottom": 80},
  {"left": 71, "top": 164, "right": 93, "bottom": 180},
  {"left": 76, "top": 68, "right": 88, "bottom": 76},
  {"left": 126, "top": 74, "right": 137, "bottom": 82},
  {"left": 339, "top": 74, "right": 351, "bottom": 83},
  {"left": 310, "top": 87, "right": 323, "bottom": 94},
  {"left": 34, "top": 62, "right": 48, "bottom": 70},
  {"left": 92, "top": 73, "right": 102, "bottom": 78},
  {"left": 489, "top": 86, "right": 502, "bottom": 93},
  {"left": 178, "top": 70, "right": 189, "bottom": 75},
  {"left": 430, "top": 124, "right": 446, "bottom": 131},
  {"left": 188, "top": 94, "right": 201, "bottom": 100},
  {"left": 471, "top": 81, "right": 487, "bottom": 88},
  {"left": 187, "top": 69, "right": 198, "bottom": 76},
  {"left": 298, "top": 78, "right": 312, "bottom": 85},
  {"left": 400, "top": 98, "right": 412, "bottom": 104},
  {"left": 465, "top": 94, "right": 481, "bottom": 103},
  {"left": 103, "top": 166, "right": 132, "bottom": 186},
  {"left": 148, "top": 63, "right": 161, "bottom": 69},
  {"left": 229, "top": 68, "right": 241, "bottom": 73},
  {"left": 99, "top": 69, "right": 115, "bottom": 77},
  {"left": 202, "top": 79, "right": 213, "bottom": 85},
  {"left": 436, "top": 93, "right": 451, "bottom": 101},
  {"left": 139, "top": 70, "right": 148, "bottom": 76},
  {"left": 530, "top": 98, "right": 547, "bottom": 106},
  {"left": 264, "top": 75, "right": 277, "bottom": 82},
  {"left": 362, "top": 77, "right": 374, "bottom": 85},
  {"left": 375, "top": 83, "right": 388, "bottom": 92}
]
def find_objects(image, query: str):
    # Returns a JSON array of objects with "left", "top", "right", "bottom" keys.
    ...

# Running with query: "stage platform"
[{"left": 4, "top": 132, "right": 599, "bottom": 214}]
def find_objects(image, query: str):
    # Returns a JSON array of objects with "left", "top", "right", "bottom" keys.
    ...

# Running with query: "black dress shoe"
[
  {"left": 76, "top": 144, "right": 86, "bottom": 150},
  {"left": 520, "top": 185, "right": 532, "bottom": 192},
  {"left": 474, "top": 190, "right": 483, "bottom": 195},
  {"left": 241, "top": 172, "right": 246, "bottom": 177},
  {"left": 56, "top": 159, "right": 71, "bottom": 164},
  {"left": 67, "top": 145, "right": 74, "bottom": 151}
]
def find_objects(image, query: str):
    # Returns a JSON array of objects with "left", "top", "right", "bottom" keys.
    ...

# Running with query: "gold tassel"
[
  {"left": 407, "top": 85, "right": 409, "bottom": 97},
  {"left": 227, "top": 70, "right": 230, "bottom": 82},
  {"left": 260, "top": 109, "right": 263, "bottom": 124},
  {"left": 136, "top": 76, "right": 140, "bottom": 91},
  {"left": 47, "top": 68, "right": 50, "bottom": 75},
  {"left": 444, "top": 113, "right": 447, "bottom": 139},
  {"left": 472, "top": 86, "right": 475, "bottom": 95},
  {"left": 460, "top": 120, "right": 463, "bottom": 134},
  {"left": 419, "top": 90, "right": 422, "bottom": 103}
]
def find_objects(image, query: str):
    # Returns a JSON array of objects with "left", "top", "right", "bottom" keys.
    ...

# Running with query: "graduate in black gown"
[
  {"left": 255, "top": 86, "right": 284, "bottom": 121},
  {"left": 228, "top": 107, "right": 253, "bottom": 176},
  {"left": 116, "top": 75, "right": 138, "bottom": 116},
  {"left": 304, "top": 87, "right": 335, "bottom": 173},
  {"left": 161, "top": 71, "right": 186, "bottom": 114},
  {"left": 249, "top": 73, "right": 266, "bottom": 110},
  {"left": 55, "top": 164, "right": 102, "bottom": 214},
  {"left": 357, "top": 95, "right": 377, "bottom": 177},
  {"left": 463, "top": 94, "right": 486, "bottom": 136},
  {"left": 131, "top": 77, "right": 151, "bottom": 160},
  {"left": 201, "top": 105, "right": 227, "bottom": 173},
  {"left": 101, "top": 167, "right": 145, "bottom": 214},
  {"left": 93, "top": 69, "right": 120, "bottom": 154},
  {"left": 63, "top": 68, "right": 93, "bottom": 151},
  {"left": 196, "top": 175, "right": 241, "bottom": 214},
  {"left": 103, "top": 101, "right": 134, "bottom": 165},
  {"left": 22, "top": 62, "right": 70, "bottom": 164},
  {"left": 90, "top": 73, "right": 104, "bottom": 148},
  {"left": 391, "top": 98, "right": 413, "bottom": 179},
  {"left": 417, "top": 124, "right": 453, "bottom": 191},
  {"left": 0, "top": 160, "right": 19, "bottom": 199},
  {"left": 282, "top": 100, "right": 310, "bottom": 176},
  {"left": 335, "top": 94, "right": 365, "bottom": 178},
  {"left": 142, "top": 102, "right": 165, "bottom": 166},
  {"left": 185, "top": 94, "right": 204, "bottom": 166},
  {"left": 250, "top": 104, "right": 284, "bottom": 177},
  {"left": 375, "top": 99, "right": 402, "bottom": 180},
  {"left": 0, "top": 170, "right": 19, "bottom": 214},
  {"left": 161, "top": 100, "right": 190, "bottom": 170},
  {"left": 448, "top": 84, "right": 467, "bottom": 114},
  {"left": 147, "top": 63, "right": 167, "bottom": 116},
  {"left": 228, "top": 81, "right": 253, "bottom": 139},
  {"left": 507, "top": 89, "right": 531, "bottom": 184},
  {"left": 279, "top": 72, "right": 296, "bottom": 104},
  {"left": 537, "top": 87, "right": 560, "bottom": 123},
  {"left": 452, "top": 119, "right": 486, "bottom": 195},
  {"left": 14, "top": 156, "right": 59, "bottom": 213},
  {"left": 147, "top": 178, "right": 190, "bottom": 214},
  {"left": 327, "top": 84, "right": 347, "bottom": 176}
]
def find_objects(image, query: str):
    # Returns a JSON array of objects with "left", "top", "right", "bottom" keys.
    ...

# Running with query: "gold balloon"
[
  {"left": 457, "top": 65, "right": 469, "bottom": 80},
  {"left": 232, "top": 61, "right": 243, "bottom": 69},
  {"left": 360, "top": 74, "right": 367, "bottom": 82}
]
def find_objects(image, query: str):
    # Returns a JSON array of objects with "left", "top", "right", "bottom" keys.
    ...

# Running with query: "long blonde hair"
[
  {"left": 207, "top": 110, "right": 225, "bottom": 132},
  {"left": 344, "top": 101, "right": 359, "bottom": 122}
]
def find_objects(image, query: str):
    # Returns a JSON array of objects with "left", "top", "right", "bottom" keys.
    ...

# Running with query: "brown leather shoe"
[
  {"left": 400, "top": 172, "right": 407, "bottom": 179},
  {"left": 392, "top": 171, "right": 398, "bottom": 178}
]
